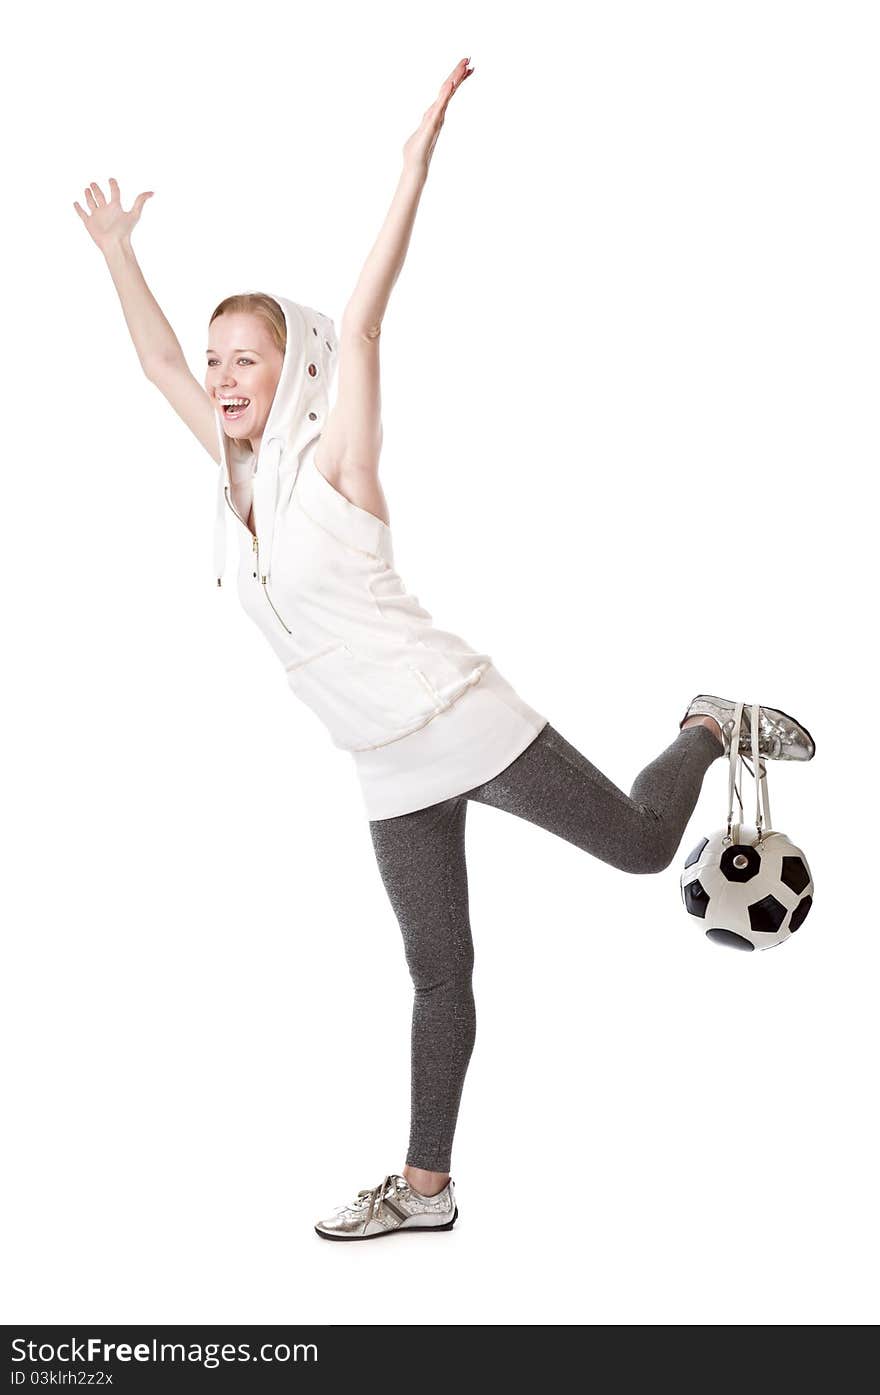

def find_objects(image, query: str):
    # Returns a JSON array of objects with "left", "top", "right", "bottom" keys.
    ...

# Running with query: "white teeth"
[{"left": 220, "top": 397, "right": 249, "bottom": 408}]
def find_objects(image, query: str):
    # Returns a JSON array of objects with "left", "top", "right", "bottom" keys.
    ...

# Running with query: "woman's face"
[{"left": 205, "top": 312, "right": 284, "bottom": 448}]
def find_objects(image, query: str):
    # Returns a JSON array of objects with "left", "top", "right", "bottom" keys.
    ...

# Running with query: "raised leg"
[{"left": 463, "top": 720, "right": 722, "bottom": 875}]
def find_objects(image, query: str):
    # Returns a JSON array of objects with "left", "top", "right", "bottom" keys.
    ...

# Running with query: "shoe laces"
[
  {"left": 729, "top": 710, "right": 795, "bottom": 757},
  {"left": 340, "top": 1173, "right": 409, "bottom": 1218}
]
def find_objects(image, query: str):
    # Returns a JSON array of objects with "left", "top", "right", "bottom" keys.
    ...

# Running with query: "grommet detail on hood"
[
  {"left": 308, "top": 363, "right": 318, "bottom": 377},
  {"left": 308, "top": 411, "right": 317, "bottom": 420}
]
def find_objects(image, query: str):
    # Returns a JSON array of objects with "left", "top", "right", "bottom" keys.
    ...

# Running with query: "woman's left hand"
[{"left": 403, "top": 57, "right": 474, "bottom": 176}]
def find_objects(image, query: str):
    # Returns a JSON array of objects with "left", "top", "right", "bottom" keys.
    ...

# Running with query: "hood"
[{"left": 213, "top": 292, "right": 339, "bottom": 586}]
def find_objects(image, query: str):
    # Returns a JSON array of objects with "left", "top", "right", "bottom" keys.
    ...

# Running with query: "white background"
[{"left": 3, "top": 0, "right": 877, "bottom": 1326}]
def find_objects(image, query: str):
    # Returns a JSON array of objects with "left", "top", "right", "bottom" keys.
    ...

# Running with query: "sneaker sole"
[{"left": 314, "top": 1204, "right": 459, "bottom": 1241}]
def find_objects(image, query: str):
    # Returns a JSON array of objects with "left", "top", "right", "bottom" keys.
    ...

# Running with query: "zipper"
[
  {"left": 253, "top": 533, "right": 293, "bottom": 635},
  {"left": 223, "top": 485, "right": 293, "bottom": 636}
]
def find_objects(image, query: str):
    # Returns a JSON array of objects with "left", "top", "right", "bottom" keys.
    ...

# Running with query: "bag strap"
[
  {"left": 725, "top": 700, "right": 745, "bottom": 843},
  {"left": 750, "top": 700, "right": 772, "bottom": 839},
  {"left": 725, "top": 701, "right": 773, "bottom": 845}
]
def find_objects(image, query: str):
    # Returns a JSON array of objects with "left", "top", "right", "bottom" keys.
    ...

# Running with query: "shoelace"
[
  {"left": 340, "top": 1174, "right": 408, "bottom": 1224},
  {"left": 728, "top": 711, "right": 796, "bottom": 759}
]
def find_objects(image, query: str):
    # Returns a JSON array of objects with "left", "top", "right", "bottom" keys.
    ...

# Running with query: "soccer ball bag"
[
  {"left": 679, "top": 699, "right": 815, "bottom": 952},
  {"left": 680, "top": 824, "right": 814, "bottom": 951}
]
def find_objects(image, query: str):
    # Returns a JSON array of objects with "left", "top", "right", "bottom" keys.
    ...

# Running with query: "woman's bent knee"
[{"left": 609, "top": 838, "right": 674, "bottom": 876}]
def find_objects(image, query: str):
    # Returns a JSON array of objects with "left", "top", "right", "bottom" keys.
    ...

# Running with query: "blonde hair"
[{"left": 209, "top": 293, "right": 286, "bottom": 454}]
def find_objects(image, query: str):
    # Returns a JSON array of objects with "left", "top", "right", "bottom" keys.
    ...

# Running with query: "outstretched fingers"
[
  {"left": 435, "top": 56, "right": 473, "bottom": 110},
  {"left": 72, "top": 177, "right": 153, "bottom": 241},
  {"left": 402, "top": 58, "right": 475, "bottom": 171}
]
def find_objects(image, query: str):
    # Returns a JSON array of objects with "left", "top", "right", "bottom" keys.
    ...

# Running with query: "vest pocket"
[
  {"left": 368, "top": 566, "right": 494, "bottom": 701},
  {"left": 284, "top": 643, "right": 445, "bottom": 751}
]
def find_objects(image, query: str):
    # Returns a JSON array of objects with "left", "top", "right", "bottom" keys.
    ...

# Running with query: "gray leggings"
[{"left": 367, "top": 719, "right": 722, "bottom": 1172}]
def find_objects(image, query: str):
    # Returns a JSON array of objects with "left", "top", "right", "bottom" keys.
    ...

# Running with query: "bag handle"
[
  {"left": 750, "top": 701, "right": 772, "bottom": 840},
  {"left": 725, "top": 701, "right": 772, "bottom": 845}
]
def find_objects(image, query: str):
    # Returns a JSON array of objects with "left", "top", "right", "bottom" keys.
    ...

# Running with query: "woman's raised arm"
[
  {"left": 74, "top": 179, "right": 182, "bottom": 373},
  {"left": 74, "top": 179, "right": 219, "bottom": 462},
  {"left": 343, "top": 57, "right": 473, "bottom": 335},
  {"left": 315, "top": 58, "right": 474, "bottom": 487}
]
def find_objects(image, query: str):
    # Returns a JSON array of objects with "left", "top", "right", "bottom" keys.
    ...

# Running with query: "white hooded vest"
[{"left": 213, "top": 292, "right": 547, "bottom": 819}]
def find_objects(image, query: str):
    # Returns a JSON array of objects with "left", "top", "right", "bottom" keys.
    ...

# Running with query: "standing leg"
[
  {"left": 464, "top": 720, "right": 723, "bottom": 873},
  {"left": 368, "top": 794, "right": 474, "bottom": 1185}
]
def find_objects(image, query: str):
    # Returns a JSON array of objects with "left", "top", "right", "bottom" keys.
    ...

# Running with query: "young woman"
[{"left": 75, "top": 57, "right": 815, "bottom": 1242}]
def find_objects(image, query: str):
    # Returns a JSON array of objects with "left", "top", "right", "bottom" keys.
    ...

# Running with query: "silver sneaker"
[
  {"left": 314, "top": 1172, "right": 458, "bottom": 1241},
  {"left": 679, "top": 695, "right": 816, "bottom": 761}
]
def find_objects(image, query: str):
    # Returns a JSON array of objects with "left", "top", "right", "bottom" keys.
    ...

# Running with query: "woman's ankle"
[
  {"left": 681, "top": 714, "right": 723, "bottom": 747},
  {"left": 403, "top": 1163, "right": 451, "bottom": 1196}
]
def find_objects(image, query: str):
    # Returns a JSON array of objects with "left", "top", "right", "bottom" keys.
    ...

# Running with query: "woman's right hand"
[{"left": 73, "top": 178, "right": 154, "bottom": 253}]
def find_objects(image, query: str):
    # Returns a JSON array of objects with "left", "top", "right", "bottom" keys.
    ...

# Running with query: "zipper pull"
[{"left": 254, "top": 534, "right": 267, "bottom": 583}]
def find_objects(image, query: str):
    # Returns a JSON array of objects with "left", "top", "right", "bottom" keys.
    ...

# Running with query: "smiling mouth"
[{"left": 219, "top": 398, "right": 251, "bottom": 420}]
